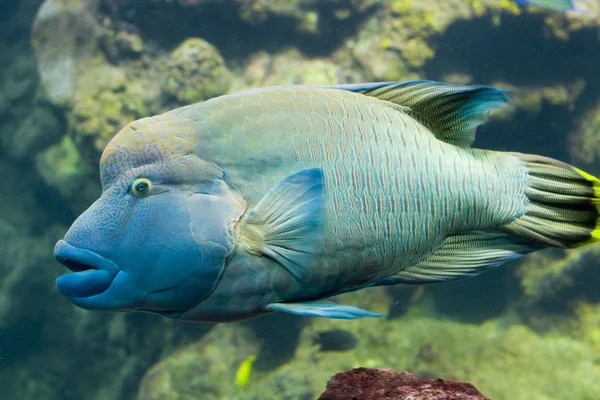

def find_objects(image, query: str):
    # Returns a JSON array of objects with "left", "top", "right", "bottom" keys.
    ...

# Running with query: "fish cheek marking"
[{"left": 186, "top": 193, "right": 200, "bottom": 256}]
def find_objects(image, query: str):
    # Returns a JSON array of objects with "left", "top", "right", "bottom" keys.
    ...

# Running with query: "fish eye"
[{"left": 132, "top": 178, "right": 152, "bottom": 196}]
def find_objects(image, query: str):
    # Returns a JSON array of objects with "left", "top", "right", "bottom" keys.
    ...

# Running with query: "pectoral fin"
[
  {"left": 266, "top": 300, "right": 383, "bottom": 319},
  {"left": 239, "top": 168, "right": 324, "bottom": 283}
]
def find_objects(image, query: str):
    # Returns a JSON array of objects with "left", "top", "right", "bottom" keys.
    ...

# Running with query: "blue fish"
[
  {"left": 54, "top": 81, "right": 600, "bottom": 322},
  {"left": 513, "top": 0, "right": 578, "bottom": 11}
]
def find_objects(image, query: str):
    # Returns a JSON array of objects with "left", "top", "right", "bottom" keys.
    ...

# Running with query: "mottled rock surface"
[
  {"left": 164, "top": 37, "right": 231, "bottom": 103},
  {"left": 318, "top": 369, "right": 489, "bottom": 400}
]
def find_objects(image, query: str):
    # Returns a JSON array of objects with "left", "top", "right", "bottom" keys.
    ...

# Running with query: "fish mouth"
[{"left": 54, "top": 240, "right": 120, "bottom": 298}]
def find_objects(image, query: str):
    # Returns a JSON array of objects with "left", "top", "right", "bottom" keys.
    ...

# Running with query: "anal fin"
[{"left": 373, "top": 230, "right": 541, "bottom": 285}]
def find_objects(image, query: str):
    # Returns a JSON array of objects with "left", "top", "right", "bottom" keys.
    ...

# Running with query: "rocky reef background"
[{"left": 0, "top": 0, "right": 599, "bottom": 399}]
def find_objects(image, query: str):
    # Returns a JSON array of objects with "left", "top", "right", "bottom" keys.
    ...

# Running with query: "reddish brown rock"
[{"left": 318, "top": 368, "right": 490, "bottom": 400}]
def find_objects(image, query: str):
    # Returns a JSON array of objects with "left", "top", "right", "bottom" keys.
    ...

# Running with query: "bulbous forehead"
[{"left": 99, "top": 115, "right": 221, "bottom": 186}]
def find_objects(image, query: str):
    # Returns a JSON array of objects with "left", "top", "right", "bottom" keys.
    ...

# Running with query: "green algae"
[
  {"left": 71, "top": 64, "right": 133, "bottom": 141},
  {"left": 164, "top": 38, "right": 232, "bottom": 104},
  {"left": 239, "top": 49, "right": 339, "bottom": 90},
  {"left": 478, "top": 80, "right": 586, "bottom": 122},
  {"left": 68, "top": 58, "right": 165, "bottom": 150},
  {"left": 516, "top": 244, "right": 600, "bottom": 306},
  {"left": 36, "top": 135, "right": 84, "bottom": 181},
  {"left": 541, "top": 0, "right": 600, "bottom": 40},
  {"left": 34, "top": 134, "right": 100, "bottom": 208},
  {"left": 573, "top": 302, "right": 600, "bottom": 351},
  {"left": 351, "top": 0, "right": 493, "bottom": 80},
  {"left": 569, "top": 102, "right": 600, "bottom": 165},
  {"left": 237, "top": 0, "right": 378, "bottom": 30}
]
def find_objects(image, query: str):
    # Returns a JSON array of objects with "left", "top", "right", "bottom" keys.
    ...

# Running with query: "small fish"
[
  {"left": 313, "top": 329, "right": 359, "bottom": 352},
  {"left": 235, "top": 354, "right": 256, "bottom": 389},
  {"left": 54, "top": 80, "right": 600, "bottom": 322},
  {"left": 513, "top": 0, "right": 579, "bottom": 12}
]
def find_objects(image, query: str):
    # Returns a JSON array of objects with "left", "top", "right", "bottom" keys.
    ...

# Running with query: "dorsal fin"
[{"left": 324, "top": 80, "right": 511, "bottom": 147}]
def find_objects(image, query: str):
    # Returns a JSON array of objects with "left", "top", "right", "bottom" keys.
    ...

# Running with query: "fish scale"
[{"left": 164, "top": 86, "right": 527, "bottom": 287}]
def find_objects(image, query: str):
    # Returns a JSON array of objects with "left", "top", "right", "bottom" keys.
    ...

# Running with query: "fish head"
[{"left": 54, "top": 116, "right": 246, "bottom": 317}]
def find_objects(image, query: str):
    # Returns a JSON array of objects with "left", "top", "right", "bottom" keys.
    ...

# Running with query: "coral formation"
[
  {"left": 317, "top": 368, "right": 489, "bottom": 400},
  {"left": 164, "top": 38, "right": 232, "bottom": 104},
  {"left": 569, "top": 100, "right": 600, "bottom": 166},
  {"left": 35, "top": 135, "right": 100, "bottom": 213}
]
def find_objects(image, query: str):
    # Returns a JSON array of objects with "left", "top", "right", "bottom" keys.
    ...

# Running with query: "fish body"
[
  {"left": 235, "top": 354, "right": 256, "bottom": 388},
  {"left": 313, "top": 329, "right": 359, "bottom": 352},
  {"left": 54, "top": 80, "right": 600, "bottom": 322}
]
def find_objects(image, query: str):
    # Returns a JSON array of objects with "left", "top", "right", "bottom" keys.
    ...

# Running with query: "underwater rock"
[
  {"left": 568, "top": 100, "right": 600, "bottom": 167},
  {"left": 235, "top": 0, "right": 379, "bottom": 32},
  {"left": 348, "top": 0, "right": 497, "bottom": 81},
  {"left": 0, "top": 160, "right": 71, "bottom": 398},
  {"left": 515, "top": 243, "right": 600, "bottom": 313},
  {"left": 541, "top": 0, "right": 600, "bottom": 39},
  {"left": 317, "top": 368, "right": 489, "bottom": 400},
  {"left": 0, "top": 53, "right": 38, "bottom": 116},
  {"left": 6, "top": 102, "right": 63, "bottom": 161},
  {"left": 349, "top": 0, "right": 598, "bottom": 84},
  {"left": 0, "top": 0, "right": 64, "bottom": 163},
  {"left": 240, "top": 49, "right": 343, "bottom": 90},
  {"left": 31, "top": 0, "right": 102, "bottom": 106},
  {"left": 0, "top": 223, "right": 62, "bottom": 331},
  {"left": 137, "top": 305, "right": 600, "bottom": 400},
  {"left": 32, "top": 0, "right": 166, "bottom": 155},
  {"left": 35, "top": 135, "right": 101, "bottom": 214},
  {"left": 164, "top": 38, "right": 232, "bottom": 104},
  {"left": 67, "top": 61, "right": 162, "bottom": 153}
]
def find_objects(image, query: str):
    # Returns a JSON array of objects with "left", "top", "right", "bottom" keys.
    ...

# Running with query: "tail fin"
[{"left": 500, "top": 153, "right": 600, "bottom": 248}]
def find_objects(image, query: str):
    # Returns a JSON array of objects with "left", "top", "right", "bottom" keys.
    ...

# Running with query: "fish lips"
[{"left": 54, "top": 240, "right": 120, "bottom": 299}]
